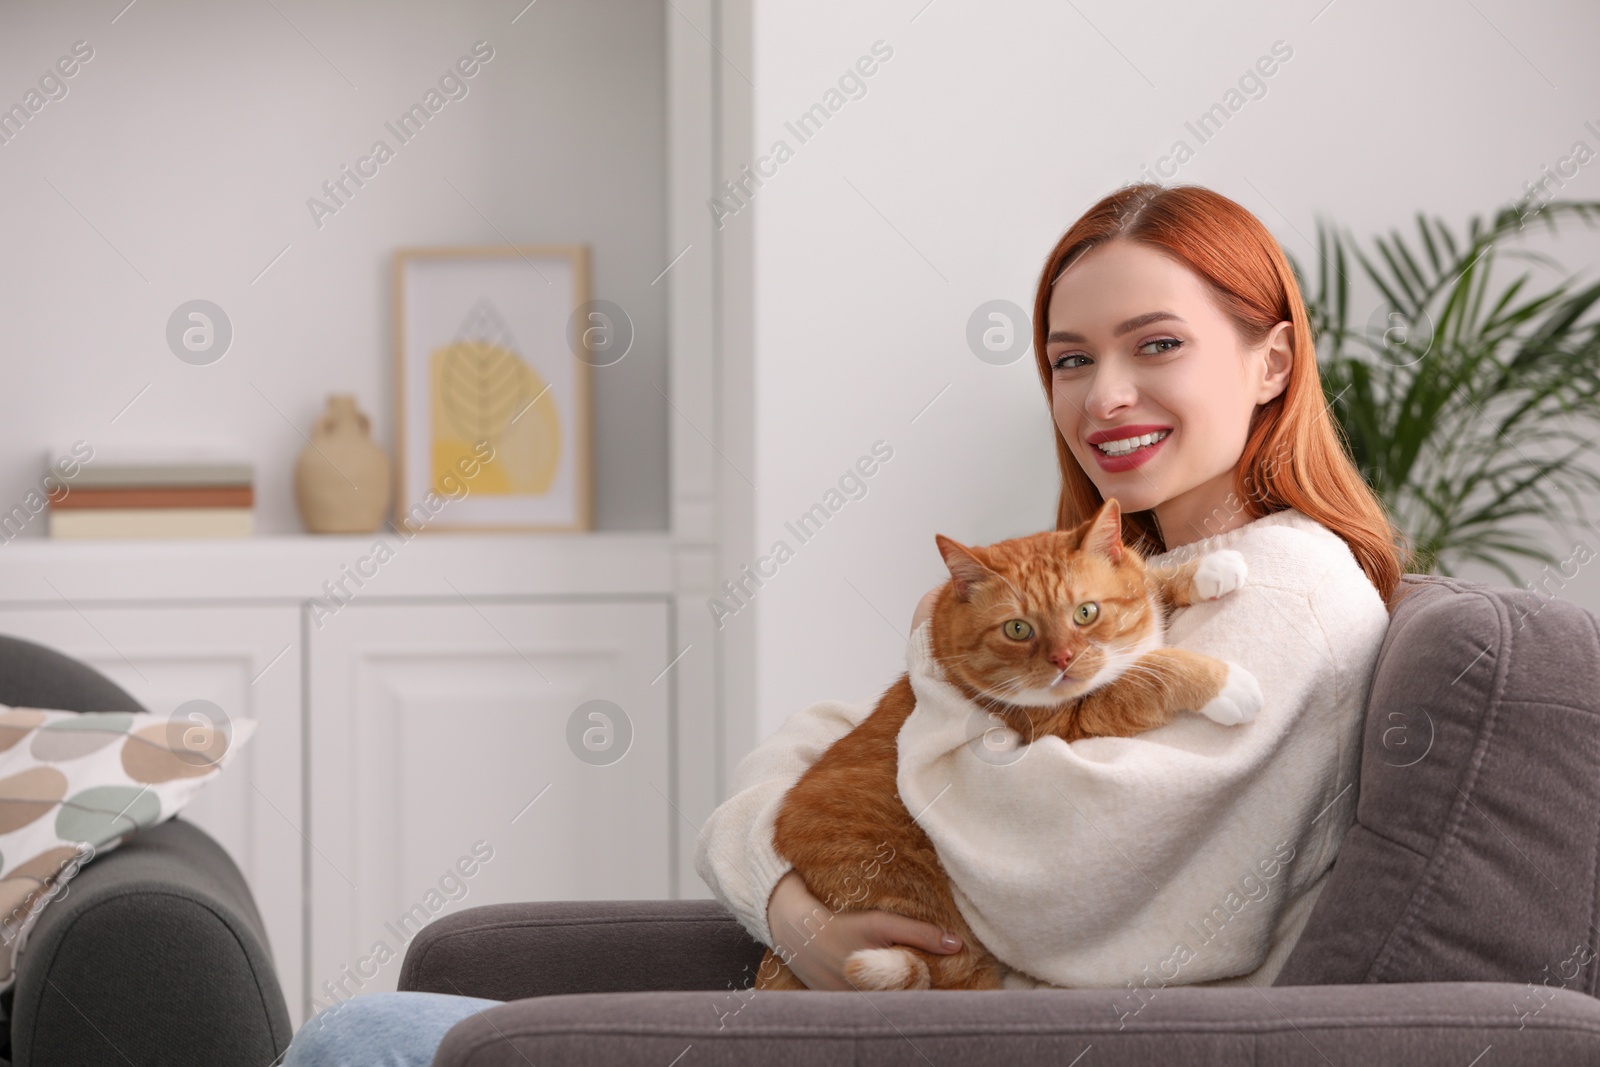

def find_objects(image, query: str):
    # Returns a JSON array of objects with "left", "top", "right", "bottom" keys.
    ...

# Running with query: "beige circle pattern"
[{"left": 0, "top": 707, "right": 251, "bottom": 992}]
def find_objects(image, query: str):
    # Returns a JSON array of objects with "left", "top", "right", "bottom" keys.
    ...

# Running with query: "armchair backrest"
[{"left": 1276, "top": 572, "right": 1600, "bottom": 998}]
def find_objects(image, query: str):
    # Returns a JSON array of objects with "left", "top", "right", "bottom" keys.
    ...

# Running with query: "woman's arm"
[
  {"left": 694, "top": 693, "right": 967, "bottom": 988},
  {"left": 895, "top": 550, "right": 1390, "bottom": 988},
  {"left": 693, "top": 696, "right": 872, "bottom": 947}
]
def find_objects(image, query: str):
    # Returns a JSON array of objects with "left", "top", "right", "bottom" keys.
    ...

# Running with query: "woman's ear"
[{"left": 1255, "top": 320, "right": 1294, "bottom": 405}]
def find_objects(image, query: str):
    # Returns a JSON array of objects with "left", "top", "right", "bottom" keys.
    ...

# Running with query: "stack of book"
[{"left": 49, "top": 459, "right": 254, "bottom": 539}]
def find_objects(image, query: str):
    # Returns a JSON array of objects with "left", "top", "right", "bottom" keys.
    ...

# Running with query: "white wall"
[
  {"left": 736, "top": 0, "right": 1600, "bottom": 740},
  {"left": 0, "top": 0, "right": 669, "bottom": 533}
]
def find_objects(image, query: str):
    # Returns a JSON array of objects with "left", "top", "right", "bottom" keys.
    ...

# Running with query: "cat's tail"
[{"left": 843, "top": 947, "right": 932, "bottom": 991}]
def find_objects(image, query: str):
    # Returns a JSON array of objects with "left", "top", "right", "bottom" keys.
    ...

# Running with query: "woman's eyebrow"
[{"left": 1047, "top": 310, "right": 1186, "bottom": 344}]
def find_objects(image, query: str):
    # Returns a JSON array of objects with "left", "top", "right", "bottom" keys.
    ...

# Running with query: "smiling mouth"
[{"left": 1092, "top": 428, "right": 1171, "bottom": 456}]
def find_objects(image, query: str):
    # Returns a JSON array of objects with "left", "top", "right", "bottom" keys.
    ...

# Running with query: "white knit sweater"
[{"left": 693, "top": 506, "right": 1391, "bottom": 994}]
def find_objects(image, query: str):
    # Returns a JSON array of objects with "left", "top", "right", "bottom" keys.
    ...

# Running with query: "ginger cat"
[{"left": 756, "top": 496, "right": 1263, "bottom": 992}]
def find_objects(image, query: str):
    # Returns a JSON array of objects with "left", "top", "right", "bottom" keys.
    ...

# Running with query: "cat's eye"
[
  {"left": 1002, "top": 619, "right": 1033, "bottom": 640},
  {"left": 1074, "top": 602, "right": 1099, "bottom": 625}
]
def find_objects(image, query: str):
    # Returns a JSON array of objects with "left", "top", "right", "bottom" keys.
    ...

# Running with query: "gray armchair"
[
  {"left": 400, "top": 574, "right": 1600, "bottom": 1064},
  {"left": 0, "top": 635, "right": 291, "bottom": 1067}
]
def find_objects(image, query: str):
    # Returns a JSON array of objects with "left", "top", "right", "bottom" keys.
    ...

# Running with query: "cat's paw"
[
  {"left": 1198, "top": 661, "right": 1263, "bottom": 726},
  {"left": 1193, "top": 550, "right": 1248, "bottom": 601}
]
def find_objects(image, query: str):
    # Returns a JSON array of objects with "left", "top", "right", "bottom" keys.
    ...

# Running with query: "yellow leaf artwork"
[{"left": 429, "top": 298, "right": 562, "bottom": 495}]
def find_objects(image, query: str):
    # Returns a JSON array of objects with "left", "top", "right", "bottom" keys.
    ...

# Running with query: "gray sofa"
[
  {"left": 400, "top": 573, "right": 1600, "bottom": 1064},
  {"left": 0, "top": 635, "right": 291, "bottom": 1066}
]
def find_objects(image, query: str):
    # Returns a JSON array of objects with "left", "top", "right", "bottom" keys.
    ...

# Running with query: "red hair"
[{"left": 1031, "top": 183, "right": 1408, "bottom": 610}]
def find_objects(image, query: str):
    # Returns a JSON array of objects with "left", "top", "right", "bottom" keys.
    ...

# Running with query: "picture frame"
[{"left": 393, "top": 245, "right": 592, "bottom": 532}]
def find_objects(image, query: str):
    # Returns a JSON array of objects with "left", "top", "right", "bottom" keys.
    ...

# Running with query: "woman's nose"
[{"left": 1084, "top": 362, "right": 1138, "bottom": 420}]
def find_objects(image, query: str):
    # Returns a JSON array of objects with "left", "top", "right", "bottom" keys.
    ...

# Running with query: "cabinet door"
[
  {"left": 307, "top": 597, "right": 672, "bottom": 1013},
  {"left": 0, "top": 605, "right": 305, "bottom": 1022}
]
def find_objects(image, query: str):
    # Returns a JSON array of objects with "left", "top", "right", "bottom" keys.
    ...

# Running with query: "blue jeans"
[{"left": 282, "top": 991, "right": 504, "bottom": 1067}]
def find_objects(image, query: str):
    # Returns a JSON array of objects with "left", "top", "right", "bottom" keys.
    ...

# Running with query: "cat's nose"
[{"left": 1049, "top": 648, "right": 1076, "bottom": 669}]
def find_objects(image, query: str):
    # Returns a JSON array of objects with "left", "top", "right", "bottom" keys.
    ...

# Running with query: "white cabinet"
[
  {"left": 304, "top": 597, "right": 673, "bottom": 1004},
  {"left": 0, "top": 604, "right": 305, "bottom": 1019},
  {"left": 0, "top": 532, "right": 719, "bottom": 1029}
]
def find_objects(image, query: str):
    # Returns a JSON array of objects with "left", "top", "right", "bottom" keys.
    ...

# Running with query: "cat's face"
[{"left": 929, "top": 499, "right": 1163, "bottom": 708}]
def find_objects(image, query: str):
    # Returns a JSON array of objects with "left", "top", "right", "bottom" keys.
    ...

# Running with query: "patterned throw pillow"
[{"left": 0, "top": 705, "right": 255, "bottom": 988}]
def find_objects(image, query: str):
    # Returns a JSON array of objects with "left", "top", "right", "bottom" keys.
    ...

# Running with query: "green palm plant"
[{"left": 1289, "top": 198, "right": 1600, "bottom": 582}]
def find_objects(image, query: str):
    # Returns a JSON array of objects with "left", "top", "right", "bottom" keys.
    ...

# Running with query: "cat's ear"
[
  {"left": 1082, "top": 498, "right": 1124, "bottom": 564},
  {"left": 935, "top": 534, "right": 994, "bottom": 600}
]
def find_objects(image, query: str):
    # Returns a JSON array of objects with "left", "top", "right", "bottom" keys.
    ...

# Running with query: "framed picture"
[{"left": 393, "top": 245, "right": 592, "bottom": 532}]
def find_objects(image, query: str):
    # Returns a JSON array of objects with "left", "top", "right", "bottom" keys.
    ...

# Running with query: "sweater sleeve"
[
  {"left": 895, "top": 535, "right": 1390, "bottom": 988},
  {"left": 693, "top": 695, "right": 876, "bottom": 948}
]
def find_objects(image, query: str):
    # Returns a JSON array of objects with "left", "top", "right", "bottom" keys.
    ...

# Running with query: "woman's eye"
[{"left": 1052, "top": 338, "right": 1180, "bottom": 370}]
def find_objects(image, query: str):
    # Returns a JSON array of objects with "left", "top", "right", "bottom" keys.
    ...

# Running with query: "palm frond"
[{"left": 1305, "top": 199, "right": 1600, "bottom": 584}]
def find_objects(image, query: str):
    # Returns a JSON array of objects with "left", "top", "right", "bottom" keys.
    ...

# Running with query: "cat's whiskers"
[
  {"left": 969, "top": 690, "right": 1024, "bottom": 717},
  {"left": 972, "top": 676, "right": 1030, "bottom": 705},
  {"left": 992, "top": 677, "right": 1034, "bottom": 700},
  {"left": 977, "top": 667, "right": 1092, "bottom": 711},
  {"left": 1098, "top": 659, "right": 1166, "bottom": 698},
  {"left": 935, "top": 664, "right": 1036, "bottom": 715}
]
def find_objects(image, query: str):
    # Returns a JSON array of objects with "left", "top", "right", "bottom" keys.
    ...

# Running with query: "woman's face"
[{"left": 1044, "top": 239, "right": 1292, "bottom": 549}]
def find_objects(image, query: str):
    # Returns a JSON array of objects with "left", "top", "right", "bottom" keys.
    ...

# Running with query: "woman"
[
  {"left": 279, "top": 181, "right": 1406, "bottom": 1061},
  {"left": 702, "top": 182, "right": 1404, "bottom": 993}
]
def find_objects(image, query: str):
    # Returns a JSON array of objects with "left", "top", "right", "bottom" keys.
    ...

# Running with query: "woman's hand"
[
  {"left": 910, "top": 584, "right": 942, "bottom": 633},
  {"left": 765, "top": 869, "right": 962, "bottom": 991}
]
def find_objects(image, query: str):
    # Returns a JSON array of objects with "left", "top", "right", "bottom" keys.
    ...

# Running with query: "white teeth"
[{"left": 1095, "top": 429, "right": 1170, "bottom": 456}]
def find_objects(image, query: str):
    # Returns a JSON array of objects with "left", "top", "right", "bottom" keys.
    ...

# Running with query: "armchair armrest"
[
  {"left": 429, "top": 980, "right": 1600, "bottom": 1067},
  {"left": 407, "top": 900, "right": 1600, "bottom": 1065},
  {"left": 398, "top": 899, "right": 766, "bottom": 1001},
  {"left": 9, "top": 817, "right": 292, "bottom": 1067}
]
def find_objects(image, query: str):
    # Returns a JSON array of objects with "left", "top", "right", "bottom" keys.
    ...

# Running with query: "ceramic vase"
[{"left": 294, "top": 395, "right": 391, "bottom": 534}]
